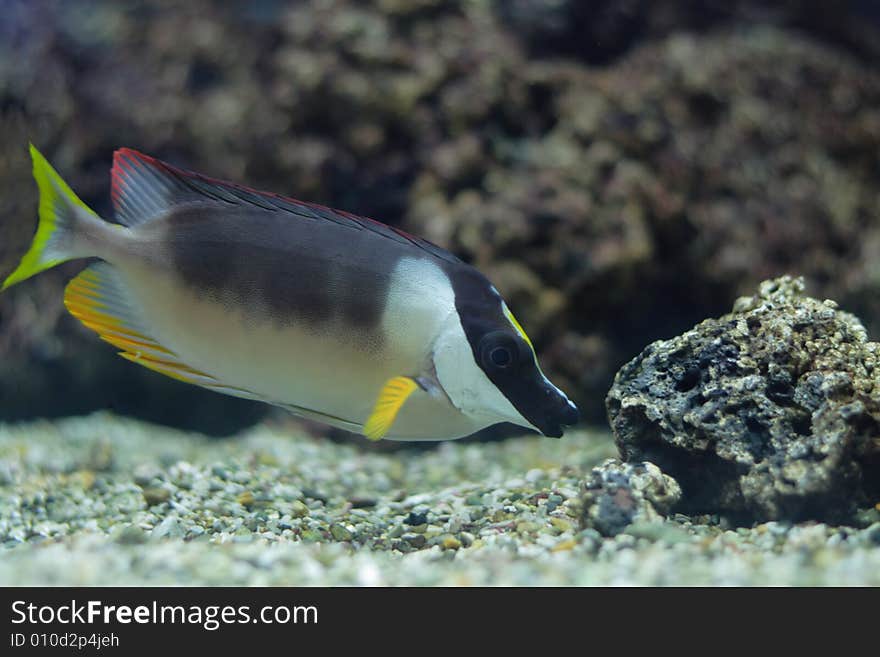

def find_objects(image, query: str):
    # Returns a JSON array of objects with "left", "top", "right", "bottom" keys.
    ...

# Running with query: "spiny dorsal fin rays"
[
  {"left": 111, "top": 149, "right": 196, "bottom": 227},
  {"left": 363, "top": 376, "right": 419, "bottom": 441},
  {"left": 110, "top": 148, "right": 463, "bottom": 264}
]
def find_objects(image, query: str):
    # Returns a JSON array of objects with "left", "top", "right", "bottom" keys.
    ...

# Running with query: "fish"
[{"left": 2, "top": 145, "right": 580, "bottom": 441}]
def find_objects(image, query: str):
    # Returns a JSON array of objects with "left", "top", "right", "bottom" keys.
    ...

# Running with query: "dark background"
[{"left": 1, "top": 0, "right": 878, "bottom": 437}]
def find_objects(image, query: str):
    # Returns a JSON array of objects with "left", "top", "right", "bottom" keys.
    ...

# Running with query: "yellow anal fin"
[
  {"left": 65, "top": 269, "right": 155, "bottom": 344},
  {"left": 117, "top": 351, "right": 214, "bottom": 385},
  {"left": 64, "top": 263, "right": 218, "bottom": 387},
  {"left": 100, "top": 333, "right": 174, "bottom": 360},
  {"left": 363, "top": 376, "right": 419, "bottom": 441}
]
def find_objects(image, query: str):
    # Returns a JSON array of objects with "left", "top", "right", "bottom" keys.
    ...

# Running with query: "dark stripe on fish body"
[{"left": 162, "top": 202, "right": 409, "bottom": 339}]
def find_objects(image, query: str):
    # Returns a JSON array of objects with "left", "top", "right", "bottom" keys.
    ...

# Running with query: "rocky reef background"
[{"left": 1, "top": 0, "right": 879, "bottom": 435}]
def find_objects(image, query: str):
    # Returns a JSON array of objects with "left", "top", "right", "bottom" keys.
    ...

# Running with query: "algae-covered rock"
[
  {"left": 580, "top": 458, "right": 681, "bottom": 536},
  {"left": 607, "top": 276, "right": 880, "bottom": 522}
]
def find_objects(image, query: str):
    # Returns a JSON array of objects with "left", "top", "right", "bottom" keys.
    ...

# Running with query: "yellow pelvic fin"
[{"left": 363, "top": 376, "right": 419, "bottom": 441}]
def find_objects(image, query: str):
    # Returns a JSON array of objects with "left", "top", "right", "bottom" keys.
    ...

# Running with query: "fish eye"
[
  {"left": 479, "top": 331, "right": 521, "bottom": 372},
  {"left": 489, "top": 346, "right": 512, "bottom": 367}
]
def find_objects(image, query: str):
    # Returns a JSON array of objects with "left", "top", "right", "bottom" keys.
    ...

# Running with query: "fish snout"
[
  {"left": 539, "top": 396, "right": 580, "bottom": 438},
  {"left": 560, "top": 398, "right": 580, "bottom": 426}
]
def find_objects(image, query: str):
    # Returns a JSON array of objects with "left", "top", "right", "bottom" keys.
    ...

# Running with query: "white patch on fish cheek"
[
  {"left": 432, "top": 310, "right": 535, "bottom": 430},
  {"left": 382, "top": 256, "right": 456, "bottom": 368}
]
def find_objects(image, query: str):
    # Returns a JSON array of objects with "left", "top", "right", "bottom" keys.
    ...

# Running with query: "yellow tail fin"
[{"left": 2, "top": 145, "right": 100, "bottom": 290}]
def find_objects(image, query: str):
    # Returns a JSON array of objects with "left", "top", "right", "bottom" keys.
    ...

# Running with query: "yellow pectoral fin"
[{"left": 363, "top": 376, "right": 419, "bottom": 441}]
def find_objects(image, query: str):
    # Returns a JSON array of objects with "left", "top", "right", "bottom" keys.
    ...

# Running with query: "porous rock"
[
  {"left": 607, "top": 276, "right": 880, "bottom": 522},
  {"left": 580, "top": 458, "right": 681, "bottom": 536}
]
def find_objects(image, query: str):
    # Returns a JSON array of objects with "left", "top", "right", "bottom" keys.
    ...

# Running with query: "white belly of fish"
[{"left": 115, "top": 257, "right": 485, "bottom": 440}]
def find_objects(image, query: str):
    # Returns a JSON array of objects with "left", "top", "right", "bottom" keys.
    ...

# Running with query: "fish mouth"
[
  {"left": 542, "top": 424, "right": 565, "bottom": 439},
  {"left": 538, "top": 399, "right": 580, "bottom": 438}
]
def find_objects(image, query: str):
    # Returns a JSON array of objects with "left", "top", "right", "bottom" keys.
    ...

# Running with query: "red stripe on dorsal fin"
[
  {"left": 109, "top": 149, "right": 463, "bottom": 264},
  {"left": 112, "top": 147, "right": 373, "bottom": 228},
  {"left": 111, "top": 148, "right": 200, "bottom": 226}
]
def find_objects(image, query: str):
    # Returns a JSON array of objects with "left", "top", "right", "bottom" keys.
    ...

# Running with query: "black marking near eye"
[{"left": 449, "top": 265, "right": 577, "bottom": 437}]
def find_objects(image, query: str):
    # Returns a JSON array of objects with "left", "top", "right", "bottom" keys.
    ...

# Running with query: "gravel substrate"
[{"left": 1, "top": 413, "right": 879, "bottom": 585}]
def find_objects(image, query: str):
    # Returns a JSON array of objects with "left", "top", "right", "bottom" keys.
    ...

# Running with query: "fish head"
[{"left": 432, "top": 269, "right": 579, "bottom": 438}]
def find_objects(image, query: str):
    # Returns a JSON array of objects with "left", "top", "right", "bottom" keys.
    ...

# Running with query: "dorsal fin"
[
  {"left": 111, "top": 149, "right": 197, "bottom": 226},
  {"left": 110, "top": 148, "right": 462, "bottom": 263}
]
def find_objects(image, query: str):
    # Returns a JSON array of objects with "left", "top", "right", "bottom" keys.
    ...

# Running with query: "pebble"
[
  {"left": 549, "top": 517, "right": 573, "bottom": 533},
  {"left": 151, "top": 516, "right": 183, "bottom": 540},
  {"left": 236, "top": 491, "right": 255, "bottom": 508},
  {"left": 133, "top": 464, "right": 162, "bottom": 487},
  {"left": 300, "top": 529, "right": 323, "bottom": 543},
  {"left": 114, "top": 525, "right": 147, "bottom": 545},
  {"left": 142, "top": 487, "right": 171, "bottom": 507},
  {"left": 330, "top": 524, "right": 353, "bottom": 542},
  {"left": 405, "top": 511, "right": 429, "bottom": 526},
  {"left": 551, "top": 538, "right": 577, "bottom": 552},
  {"left": 439, "top": 535, "right": 461, "bottom": 550},
  {"left": 290, "top": 500, "right": 310, "bottom": 518}
]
